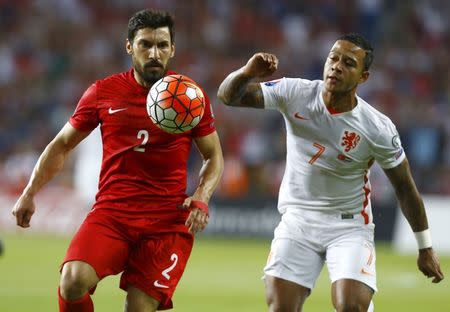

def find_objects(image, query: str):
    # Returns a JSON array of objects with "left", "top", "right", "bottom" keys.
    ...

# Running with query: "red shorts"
[{"left": 63, "top": 209, "right": 194, "bottom": 310}]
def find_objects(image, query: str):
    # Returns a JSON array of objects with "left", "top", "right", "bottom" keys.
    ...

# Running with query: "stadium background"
[{"left": 0, "top": 0, "right": 449, "bottom": 311}]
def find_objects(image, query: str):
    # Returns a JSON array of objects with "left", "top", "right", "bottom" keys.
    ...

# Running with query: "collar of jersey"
[{"left": 319, "top": 83, "right": 361, "bottom": 117}]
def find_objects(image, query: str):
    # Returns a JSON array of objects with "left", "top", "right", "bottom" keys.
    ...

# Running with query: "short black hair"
[
  {"left": 337, "top": 33, "right": 374, "bottom": 71},
  {"left": 128, "top": 9, "right": 175, "bottom": 43}
]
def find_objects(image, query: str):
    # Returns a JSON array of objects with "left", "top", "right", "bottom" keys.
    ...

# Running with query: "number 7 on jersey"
[{"left": 309, "top": 143, "right": 325, "bottom": 164}]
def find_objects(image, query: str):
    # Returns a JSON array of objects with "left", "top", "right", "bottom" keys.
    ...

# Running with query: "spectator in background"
[{"left": 1, "top": 1, "right": 449, "bottom": 200}]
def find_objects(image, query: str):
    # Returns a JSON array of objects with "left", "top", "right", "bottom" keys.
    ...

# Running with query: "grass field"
[{"left": 0, "top": 233, "right": 448, "bottom": 312}]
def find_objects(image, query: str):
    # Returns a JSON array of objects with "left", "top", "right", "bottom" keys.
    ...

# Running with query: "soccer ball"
[{"left": 147, "top": 74, "right": 206, "bottom": 134}]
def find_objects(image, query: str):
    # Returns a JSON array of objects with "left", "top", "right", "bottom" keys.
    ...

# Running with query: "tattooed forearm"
[{"left": 217, "top": 68, "right": 253, "bottom": 106}]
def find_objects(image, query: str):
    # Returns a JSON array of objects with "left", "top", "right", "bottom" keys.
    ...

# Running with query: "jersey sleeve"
[
  {"left": 191, "top": 90, "right": 216, "bottom": 137},
  {"left": 69, "top": 83, "right": 100, "bottom": 132},
  {"left": 260, "top": 77, "right": 308, "bottom": 111},
  {"left": 371, "top": 119, "right": 406, "bottom": 169}
]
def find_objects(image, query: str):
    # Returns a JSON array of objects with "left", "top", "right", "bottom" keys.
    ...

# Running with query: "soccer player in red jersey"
[{"left": 12, "top": 9, "right": 224, "bottom": 312}]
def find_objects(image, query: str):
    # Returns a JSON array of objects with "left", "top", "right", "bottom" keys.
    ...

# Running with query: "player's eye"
[
  {"left": 328, "top": 55, "right": 338, "bottom": 62},
  {"left": 158, "top": 42, "right": 170, "bottom": 49}
]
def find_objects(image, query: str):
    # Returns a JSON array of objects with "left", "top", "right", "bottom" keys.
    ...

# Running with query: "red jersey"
[{"left": 69, "top": 69, "right": 216, "bottom": 218}]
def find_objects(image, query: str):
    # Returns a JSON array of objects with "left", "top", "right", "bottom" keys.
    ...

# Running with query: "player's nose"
[
  {"left": 331, "top": 60, "right": 343, "bottom": 72},
  {"left": 148, "top": 46, "right": 159, "bottom": 59}
]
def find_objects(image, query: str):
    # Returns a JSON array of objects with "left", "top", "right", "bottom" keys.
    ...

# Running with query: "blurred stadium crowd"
[{"left": 0, "top": 0, "right": 449, "bottom": 203}]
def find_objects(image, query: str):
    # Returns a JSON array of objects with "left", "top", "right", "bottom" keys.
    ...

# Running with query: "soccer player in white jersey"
[{"left": 217, "top": 33, "right": 444, "bottom": 311}]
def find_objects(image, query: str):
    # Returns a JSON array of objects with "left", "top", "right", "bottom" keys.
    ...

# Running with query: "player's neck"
[
  {"left": 133, "top": 71, "right": 151, "bottom": 88},
  {"left": 322, "top": 90, "right": 357, "bottom": 114}
]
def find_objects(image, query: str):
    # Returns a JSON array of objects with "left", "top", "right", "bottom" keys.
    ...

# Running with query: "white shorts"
[{"left": 264, "top": 209, "right": 377, "bottom": 292}]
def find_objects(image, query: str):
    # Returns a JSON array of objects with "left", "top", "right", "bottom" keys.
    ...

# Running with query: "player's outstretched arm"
[
  {"left": 384, "top": 158, "right": 444, "bottom": 283},
  {"left": 217, "top": 52, "right": 278, "bottom": 108},
  {"left": 182, "top": 131, "right": 224, "bottom": 234},
  {"left": 12, "top": 123, "right": 90, "bottom": 228}
]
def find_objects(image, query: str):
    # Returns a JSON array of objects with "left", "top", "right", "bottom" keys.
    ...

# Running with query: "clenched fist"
[{"left": 242, "top": 53, "right": 279, "bottom": 78}]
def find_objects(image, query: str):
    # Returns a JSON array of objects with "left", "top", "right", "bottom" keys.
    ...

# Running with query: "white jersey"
[{"left": 261, "top": 78, "right": 405, "bottom": 223}]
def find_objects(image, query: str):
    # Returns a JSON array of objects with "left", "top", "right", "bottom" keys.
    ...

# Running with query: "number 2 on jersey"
[
  {"left": 133, "top": 129, "right": 149, "bottom": 152},
  {"left": 309, "top": 143, "right": 325, "bottom": 164}
]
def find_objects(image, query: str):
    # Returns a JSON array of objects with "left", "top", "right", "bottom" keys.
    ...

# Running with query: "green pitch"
[{"left": 0, "top": 233, "right": 448, "bottom": 311}]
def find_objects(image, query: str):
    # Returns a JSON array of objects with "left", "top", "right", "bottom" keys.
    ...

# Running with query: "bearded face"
[{"left": 127, "top": 27, "right": 175, "bottom": 87}]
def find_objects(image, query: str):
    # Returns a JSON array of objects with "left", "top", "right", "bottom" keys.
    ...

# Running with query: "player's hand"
[
  {"left": 180, "top": 197, "right": 209, "bottom": 235},
  {"left": 12, "top": 193, "right": 36, "bottom": 228},
  {"left": 417, "top": 248, "right": 444, "bottom": 283},
  {"left": 243, "top": 53, "right": 278, "bottom": 78}
]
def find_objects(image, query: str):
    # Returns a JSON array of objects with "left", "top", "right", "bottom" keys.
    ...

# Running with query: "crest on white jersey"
[{"left": 341, "top": 130, "right": 361, "bottom": 152}]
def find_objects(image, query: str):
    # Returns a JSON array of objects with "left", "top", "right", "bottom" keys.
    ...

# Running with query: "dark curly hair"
[{"left": 128, "top": 9, "right": 175, "bottom": 43}]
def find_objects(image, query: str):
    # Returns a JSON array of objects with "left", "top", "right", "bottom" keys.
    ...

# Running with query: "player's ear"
[
  {"left": 170, "top": 43, "right": 175, "bottom": 58},
  {"left": 126, "top": 39, "right": 133, "bottom": 55},
  {"left": 359, "top": 71, "right": 369, "bottom": 84}
]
